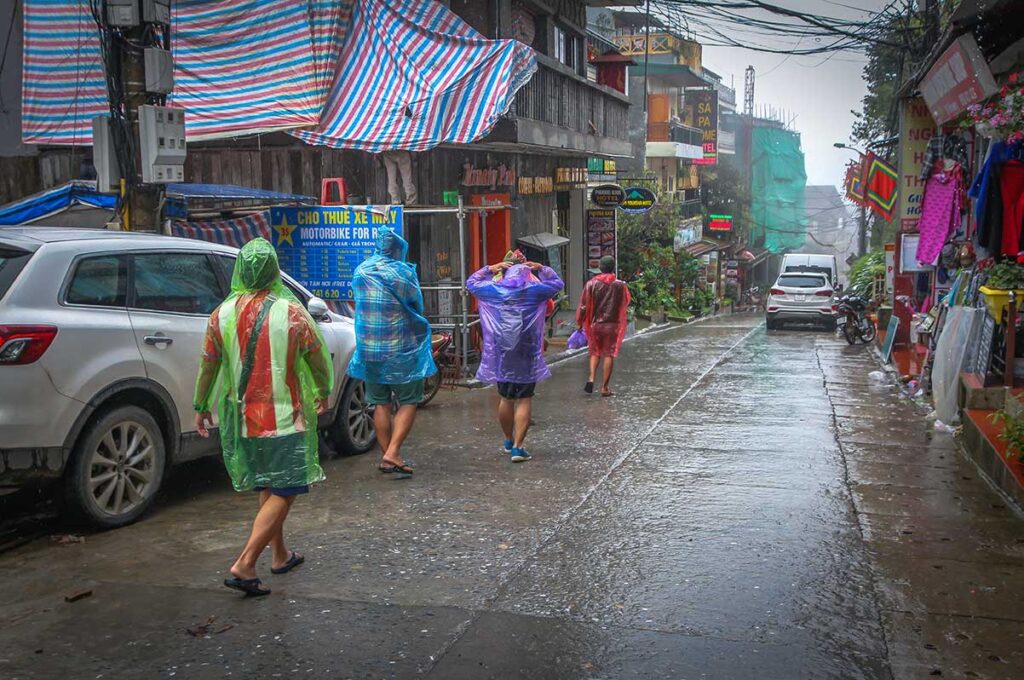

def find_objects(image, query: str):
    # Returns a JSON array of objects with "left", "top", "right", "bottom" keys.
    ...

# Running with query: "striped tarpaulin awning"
[
  {"left": 169, "top": 212, "right": 271, "bottom": 247},
  {"left": 22, "top": 0, "right": 536, "bottom": 150}
]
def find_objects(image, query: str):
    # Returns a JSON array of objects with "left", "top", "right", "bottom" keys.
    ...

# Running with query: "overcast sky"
[{"left": 670, "top": 0, "right": 891, "bottom": 188}]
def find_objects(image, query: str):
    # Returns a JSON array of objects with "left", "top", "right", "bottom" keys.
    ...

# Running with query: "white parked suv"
[{"left": 0, "top": 227, "right": 376, "bottom": 527}]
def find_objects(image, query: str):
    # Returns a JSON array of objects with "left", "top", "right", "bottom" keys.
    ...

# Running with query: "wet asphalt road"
[{"left": 1, "top": 313, "right": 1023, "bottom": 679}]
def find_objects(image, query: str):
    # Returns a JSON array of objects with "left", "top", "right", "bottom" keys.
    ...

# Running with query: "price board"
[{"left": 269, "top": 205, "right": 403, "bottom": 301}]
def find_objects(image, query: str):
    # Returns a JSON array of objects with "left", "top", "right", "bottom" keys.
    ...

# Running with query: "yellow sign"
[{"left": 897, "top": 98, "right": 936, "bottom": 232}]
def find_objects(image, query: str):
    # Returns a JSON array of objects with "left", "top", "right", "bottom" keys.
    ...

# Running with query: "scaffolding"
[{"left": 405, "top": 196, "right": 511, "bottom": 378}]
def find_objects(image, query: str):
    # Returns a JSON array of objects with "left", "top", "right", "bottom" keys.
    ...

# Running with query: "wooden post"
[{"left": 1006, "top": 292, "right": 1016, "bottom": 388}]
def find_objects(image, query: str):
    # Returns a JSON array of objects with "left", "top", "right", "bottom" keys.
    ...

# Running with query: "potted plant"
[
  {"left": 979, "top": 262, "right": 1024, "bottom": 321},
  {"left": 990, "top": 409, "right": 1024, "bottom": 463}
]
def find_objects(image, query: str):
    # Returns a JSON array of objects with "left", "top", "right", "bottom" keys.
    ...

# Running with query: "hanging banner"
[
  {"left": 863, "top": 152, "right": 898, "bottom": 222},
  {"left": 685, "top": 89, "right": 719, "bottom": 166},
  {"left": 896, "top": 98, "right": 936, "bottom": 233},
  {"left": 845, "top": 161, "right": 866, "bottom": 206},
  {"left": 269, "top": 205, "right": 403, "bottom": 300},
  {"left": 586, "top": 209, "right": 616, "bottom": 271}
]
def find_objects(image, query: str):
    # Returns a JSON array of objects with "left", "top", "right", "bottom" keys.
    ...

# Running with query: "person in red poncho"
[{"left": 576, "top": 255, "right": 631, "bottom": 396}]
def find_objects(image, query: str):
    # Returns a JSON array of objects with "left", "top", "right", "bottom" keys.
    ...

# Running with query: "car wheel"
[
  {"left": 64, "top": 405, "right": 166, "bottom": 529},
  {"left": 331, "top": 379, "right": 377, "bottom": 455}
]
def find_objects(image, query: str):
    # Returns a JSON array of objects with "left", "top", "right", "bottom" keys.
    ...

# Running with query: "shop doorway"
[{"left": 468, "top": 193, "right": 511, "bottom": 271}]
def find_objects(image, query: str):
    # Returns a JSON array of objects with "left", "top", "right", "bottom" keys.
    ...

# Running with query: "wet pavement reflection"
[{"left": 1, "top": 313, "right": 1022, "bottom": 679}]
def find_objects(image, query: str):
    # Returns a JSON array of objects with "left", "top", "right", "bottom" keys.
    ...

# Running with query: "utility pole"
[{"left": 834, "top": 142, "right": 869, "bottom": 256}]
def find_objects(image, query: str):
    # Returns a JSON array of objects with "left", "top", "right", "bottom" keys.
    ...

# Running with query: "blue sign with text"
[{"left": 269, "top": 206, "right": 403, "bottom": 300}]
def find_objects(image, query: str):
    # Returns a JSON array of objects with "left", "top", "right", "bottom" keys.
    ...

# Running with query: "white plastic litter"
[
  {"left": 934, "top": 419, "right": 956, "bottom": 433},
  {"left": 868, "top": 370, "right": 886, "bottom": 383},
  {"left": 932, "top": 306, "right": 984, "bottom": 426}
]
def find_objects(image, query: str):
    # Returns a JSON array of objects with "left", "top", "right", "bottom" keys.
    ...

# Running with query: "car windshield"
[
  {"left": 0, "top": 247, "right": 33, "bottom": 300},
  {"left": 777, "top": 275, "right": 827, "bottom": 289}
]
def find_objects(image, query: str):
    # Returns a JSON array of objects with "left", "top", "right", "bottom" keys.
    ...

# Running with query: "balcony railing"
[{"left": 512, "top": 60, "right": 629, "bottom": 141}]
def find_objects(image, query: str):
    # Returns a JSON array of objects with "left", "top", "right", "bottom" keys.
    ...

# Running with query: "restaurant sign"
[
  {"left": 707, "top": 214, "right": 733, "bottom": 232},
  {"left": 462, "top": 163, "right": 516, "bottom": 189},
  {"left": 591, "top": 184, "right": 625, "bottom": 207},
  {"left": 518, "top": 176, "right": 554, "bottom": 195},
  {"left": 920, "top": 34, "right": 998, "bottom": 125}
]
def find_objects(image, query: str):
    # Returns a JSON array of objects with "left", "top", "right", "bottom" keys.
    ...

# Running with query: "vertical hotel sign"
[
  {"left": 686, "top": 89, "right": 718, "bottom": 165},
  {"left": 896, "top": 98, "right": 936, "bottom": 233}
]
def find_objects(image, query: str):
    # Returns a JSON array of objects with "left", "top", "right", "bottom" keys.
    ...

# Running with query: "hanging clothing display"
[
  {"left": 998, "top": 161, "right": 1024, "bottom": 258},
  {"left": 917, "top": 164, "right": 964, "bottom": 266},
  {"left": 920, "top": 133, "right": 970, "bottom": 181},
  {"left": 970, "top": 141, "right": 1024, "bottom": 256}
]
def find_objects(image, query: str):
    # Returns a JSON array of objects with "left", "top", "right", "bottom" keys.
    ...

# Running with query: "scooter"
[
  {"left": 835, "top": 294, "right": 875, "bottom": 345},
  {"left": 419, "top": 331, "right": 454, "bottom": 406}
]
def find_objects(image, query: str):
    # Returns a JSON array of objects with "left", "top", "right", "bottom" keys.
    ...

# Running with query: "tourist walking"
[
  {"left": 467, "top": 252, "right": 563, "bottom": 462},
  {"left": 348, "top": 227, "right": 436, "bottom": 476},
  {"left": 577, "top": 256, "right": 631, "bottom": 397},
  {"left": 193, "top": 238, "right": 333, "bottom": 597}
]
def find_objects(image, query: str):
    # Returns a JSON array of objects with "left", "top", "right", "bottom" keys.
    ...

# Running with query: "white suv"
[{"left": 0, "top": 227, "right": 376, "bottom": 527}]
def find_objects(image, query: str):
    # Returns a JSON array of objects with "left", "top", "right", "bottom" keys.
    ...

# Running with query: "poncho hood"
[
  {"left": 234, "top": 238, "right": 283, "bottom": 293},
  {"left": 375, "top": 226, "right": 409, "bottom": 261}
]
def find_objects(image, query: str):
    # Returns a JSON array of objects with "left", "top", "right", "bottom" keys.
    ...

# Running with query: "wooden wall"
[{"left": 0, "top": 149, "right": 80, "bottom": 205}]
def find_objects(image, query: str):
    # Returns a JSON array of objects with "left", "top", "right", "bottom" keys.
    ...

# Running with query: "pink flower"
[{"left": 1011, "top": 72, "right": 1020, "bottom": 84}]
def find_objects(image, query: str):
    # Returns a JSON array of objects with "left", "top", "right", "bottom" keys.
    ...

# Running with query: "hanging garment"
[
  {"left": 999, "top": 161, "right": 1024, "bottom": 258},
  {"left": 917, "top": 165, "right": 963, "bottom": 266},
  {"left": 977, "top": 160, "right": 1005, "bottom": 253},
  {"left": 920, "top": 133, "right": 970, "bottom": 181}
]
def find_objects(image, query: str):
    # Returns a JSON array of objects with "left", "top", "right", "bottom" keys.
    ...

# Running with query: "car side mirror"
[{"left": 307, "top": 296, "right": 330, "bottom": 321}]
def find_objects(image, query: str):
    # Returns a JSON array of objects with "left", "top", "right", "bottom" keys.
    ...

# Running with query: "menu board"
[
  {"left": 586, "top": 209, "right": 616, "bottom": 271},
  {"left": 269, "top": 206, "right": 403, "bottom": 301}
]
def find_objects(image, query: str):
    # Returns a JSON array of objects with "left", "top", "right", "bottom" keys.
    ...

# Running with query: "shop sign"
[
  {"left": 685, "top": 88, "right": 718, "bottom": 166},
  {"left": 518, "top": 176, "right": 554, "bottom": 195},
  {"left": 707, "top": 214, "right": 733, "bottom": 232},
  {"left": 591, "top": 184, "right": 625, "bottom": 207},
  {"left": 588, "top": 158, "right": 617, "bottom": 181},
  {"left": 673, "top": 216, "right": 702, "bottom": 252},
  {"left": 555, "top": 166, "right": 588, "bottom": 190},
  {"left": 920, "top": 34, "right": 998, "bottom": 125},
  {"left": 620, "top": 186, "right": 656, "bottom": 214},
  {"left": 586, "top": 209, "right": 616, "bottom": 271},
  {"left": 270, "top": 205, "right": 403, "bottom": 300},
  {"left": 884, "top": 243, "right": 895, "bottom": 295},
  {"left": 896, "top": 98, "right": 936, "bottom": 232},
  {"left": 899, "top": 233, "right": 927, "bottom": 272},
  {"left": 726, "top": 260, "right": 739, "bottom": 268},
  {"left": 462, "top": 163, "right": 516, "bottom": 189}
]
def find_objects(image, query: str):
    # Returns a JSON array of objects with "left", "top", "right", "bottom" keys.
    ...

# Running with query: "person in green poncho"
[{"left": 193, "top": 238, "right": 333, "bottom": 597}]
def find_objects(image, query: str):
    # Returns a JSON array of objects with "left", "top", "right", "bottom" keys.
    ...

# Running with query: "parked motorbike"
[
  {"left": 420, "top": 331, "right": 454, "bottom": 406},
  {"left": 835, "top": 294, "right": 876, "bottom": 345}
]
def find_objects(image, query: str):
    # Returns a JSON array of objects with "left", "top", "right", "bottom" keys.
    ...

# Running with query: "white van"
[{"left": 780, "top": 254, "right": 839, "bottom": 287}]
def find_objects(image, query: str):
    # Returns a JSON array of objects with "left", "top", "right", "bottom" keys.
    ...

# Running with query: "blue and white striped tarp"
[{"left": 22, "top": 0, "right": 536, "bottom": 150}]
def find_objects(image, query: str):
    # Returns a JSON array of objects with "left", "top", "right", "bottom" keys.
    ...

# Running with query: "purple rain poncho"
[{"left": 467, "top": 264, "right": 564, "bottom": 384}]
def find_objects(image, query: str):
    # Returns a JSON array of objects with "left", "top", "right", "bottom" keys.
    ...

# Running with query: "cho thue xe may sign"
[{"left": 269, "top": 206, "right": 404, "bottom": 301}]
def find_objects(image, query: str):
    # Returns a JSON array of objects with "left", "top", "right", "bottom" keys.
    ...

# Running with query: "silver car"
[
  {"left": 0, "top": 227, "right": 376, "bottom": 527},
  {"left": 765, "top": 273, "right": 836, "bottom": 330}
]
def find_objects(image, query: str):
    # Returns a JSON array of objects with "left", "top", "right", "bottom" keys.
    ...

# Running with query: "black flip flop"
[
  {"left": 584, "top": 381, "right": 594, "bottom": 394},
  {"left": 224, "top": 577, "right": 271, "bottom": 597},
  {"left": 379, "top": 463, "right": 414, "bottom": 475},
  {"left": 270, "top": 551, "right": 304, "bottom": 575}
]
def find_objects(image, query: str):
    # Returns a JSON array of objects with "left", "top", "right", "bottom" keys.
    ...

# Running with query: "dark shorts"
[
  {"left": 497, "top": 382, "right": 536, "bottom": 400},
  {"left": 254, "top": 485, "right": 309, "bottom": 497},
  {"left": 365, "top": 379, "right": 424, "bottom": 406}
]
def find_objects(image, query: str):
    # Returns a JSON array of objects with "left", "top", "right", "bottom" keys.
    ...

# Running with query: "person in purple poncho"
[{"left": 467, "top": 251, "right": 564, "bottom": 463}]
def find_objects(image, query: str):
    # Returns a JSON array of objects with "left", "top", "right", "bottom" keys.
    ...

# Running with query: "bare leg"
[
  {"left": 601, "top": 356, "right": 615, "bottom": 393},
  {"left": 258, "top": 489, "right": 290, "bottom": 567},
  {"left": 231, "top": 495, "right": 296, "bottom": 580},
  {"left": 374, "top": 404, "right": 393, "bottom": 464},
  {"left": 382, "top": 404, "right": 417, "bottom": 466},
  {"left": 588, "top": 354, "right": 599, "bottom": 383},
  {"left": 498, "top": 398, "right": 514, "bottom": 441},
  {"left": 513, "top": 398, "right": 532, "bottom": 449}
]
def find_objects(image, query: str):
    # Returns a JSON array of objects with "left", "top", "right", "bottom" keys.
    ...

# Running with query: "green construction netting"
[{"left": 746, "top": 126, "right": 808, "bottom": 253}]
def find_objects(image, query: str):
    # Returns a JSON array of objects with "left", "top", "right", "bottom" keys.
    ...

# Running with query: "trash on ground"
[
  {"left": 187, "top": 616, "right": 234, "bottom": 637},
  {"left": 868, "top": 371, "right": 886, "bottom": 383},
  {"left": 50, "top": 534, "right": 85, "bottom": 545},
  {"left": 64, "top": 587, "right": 92, "bottom": 603}
]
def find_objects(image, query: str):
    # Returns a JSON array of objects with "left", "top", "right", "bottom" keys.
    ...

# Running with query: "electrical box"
[
  {"left": 139, "top": 105, "right": 186, "bottom": 184},
  {"left": 106, "top": 0, "right": 139, "bottom": 27},
  {"left": 91, "top": 116, "right": 122, "bottom": 193},
  {"left": 144, "top": 48, "right": 174, "bottom": 94},
  {"left": 142, "top": 0, "right": 171, "bottom": 24}
]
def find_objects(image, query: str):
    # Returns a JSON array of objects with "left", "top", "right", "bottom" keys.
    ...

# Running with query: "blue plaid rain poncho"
[{"left": 348, "top": 227, "right": 437, "bottom": 384}]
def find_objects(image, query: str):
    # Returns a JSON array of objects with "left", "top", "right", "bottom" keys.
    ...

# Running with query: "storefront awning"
[{"left": 684, "top": 238, "right": 731, "bottom": 257}]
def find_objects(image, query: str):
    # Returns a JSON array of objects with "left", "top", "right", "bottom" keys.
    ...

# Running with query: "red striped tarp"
[
  {"left": 22, "top": 0, "right": 535, "bottom": 150},
  {"left": 169, "top": 212, "right": 271, "bottom": 247}
]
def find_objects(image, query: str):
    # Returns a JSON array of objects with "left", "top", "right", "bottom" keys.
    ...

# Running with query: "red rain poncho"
[
  {"left": 467, "top": 263, "right": 563, "bottom": 383},
  {"left": 576, "top": 274, "right": 631, "bottom": 357}
]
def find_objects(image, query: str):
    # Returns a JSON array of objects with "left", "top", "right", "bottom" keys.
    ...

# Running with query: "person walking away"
[
  {"left": 348, "top": 227, "right": 436, "bottom": 476},
  {"left": 193, "top": 238, "right": 333, "bottom": 597},
  {"left": 467, "top": 253, "right": 563, "bottom": 462},
  {"left": 577, "top": 255, "right": 631, "bottom": 397}
]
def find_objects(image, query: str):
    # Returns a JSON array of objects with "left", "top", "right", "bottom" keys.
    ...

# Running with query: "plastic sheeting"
[
  {"left": 746, "top": 126, "right": 808, "bottom": 254},
  {"left": 0, "top": 182, "right": 117, "bottom": 225},
  {"left": 193, "top": 238, "right": 333, "bottom": 491},
  {"left": 348, "top": 228, "right": 436, "bottom": 385},
  {"left": 932, "top": 306, "right": 985, "bottom": 426},
  {"left": 468, "top": 264, "right": 564, "bottom": 384}
]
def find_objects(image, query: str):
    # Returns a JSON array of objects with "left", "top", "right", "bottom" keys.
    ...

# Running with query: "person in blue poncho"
[
  {"left": 349, "top": 227, "right": 436, "bottom": 475},
  {"left": 467, "top": 250, "right": 563, "bottom": 463}
]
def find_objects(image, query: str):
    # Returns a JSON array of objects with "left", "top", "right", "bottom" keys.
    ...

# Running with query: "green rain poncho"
[{"left": 193, "top": 238, "right": 333, "bottom": 491}]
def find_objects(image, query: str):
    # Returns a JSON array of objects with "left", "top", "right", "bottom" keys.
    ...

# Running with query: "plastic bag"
[
  {"left": 567, "top": 328, "right": 588, "bottom": 349},
  {"left": 868, "top": 370, "right": 886, "bottom": 384},
  {"left": 194, "top": 238, "right": 333, "bottom": 491},
  {"left": 348, "top": 228, "right": 437, "bottom": 384},
  {"left": 467, "top": 263, "right": 564, "bottom": 383}
]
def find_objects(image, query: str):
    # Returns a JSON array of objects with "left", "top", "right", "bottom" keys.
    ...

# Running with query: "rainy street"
[{"left": 2, "top": 314, "right": 1023, "bottom": 679}]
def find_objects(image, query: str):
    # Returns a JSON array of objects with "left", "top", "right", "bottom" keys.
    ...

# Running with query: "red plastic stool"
[{"left": 321, "top": 178, "right": 348, "bottom": 205}]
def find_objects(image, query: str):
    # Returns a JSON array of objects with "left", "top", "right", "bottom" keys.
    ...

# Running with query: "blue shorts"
[{"left": 254, "top": 485, "right": 309, "bottom": 497}]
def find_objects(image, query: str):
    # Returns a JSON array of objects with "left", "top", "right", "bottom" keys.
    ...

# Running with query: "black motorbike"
[{"left": 835, "top": 294, "right": 876, "bottom": 345}]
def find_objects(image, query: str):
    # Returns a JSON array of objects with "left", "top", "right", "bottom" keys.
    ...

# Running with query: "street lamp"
[{"left": 834, "top": 142, "right": 868, "bottom": 257}]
